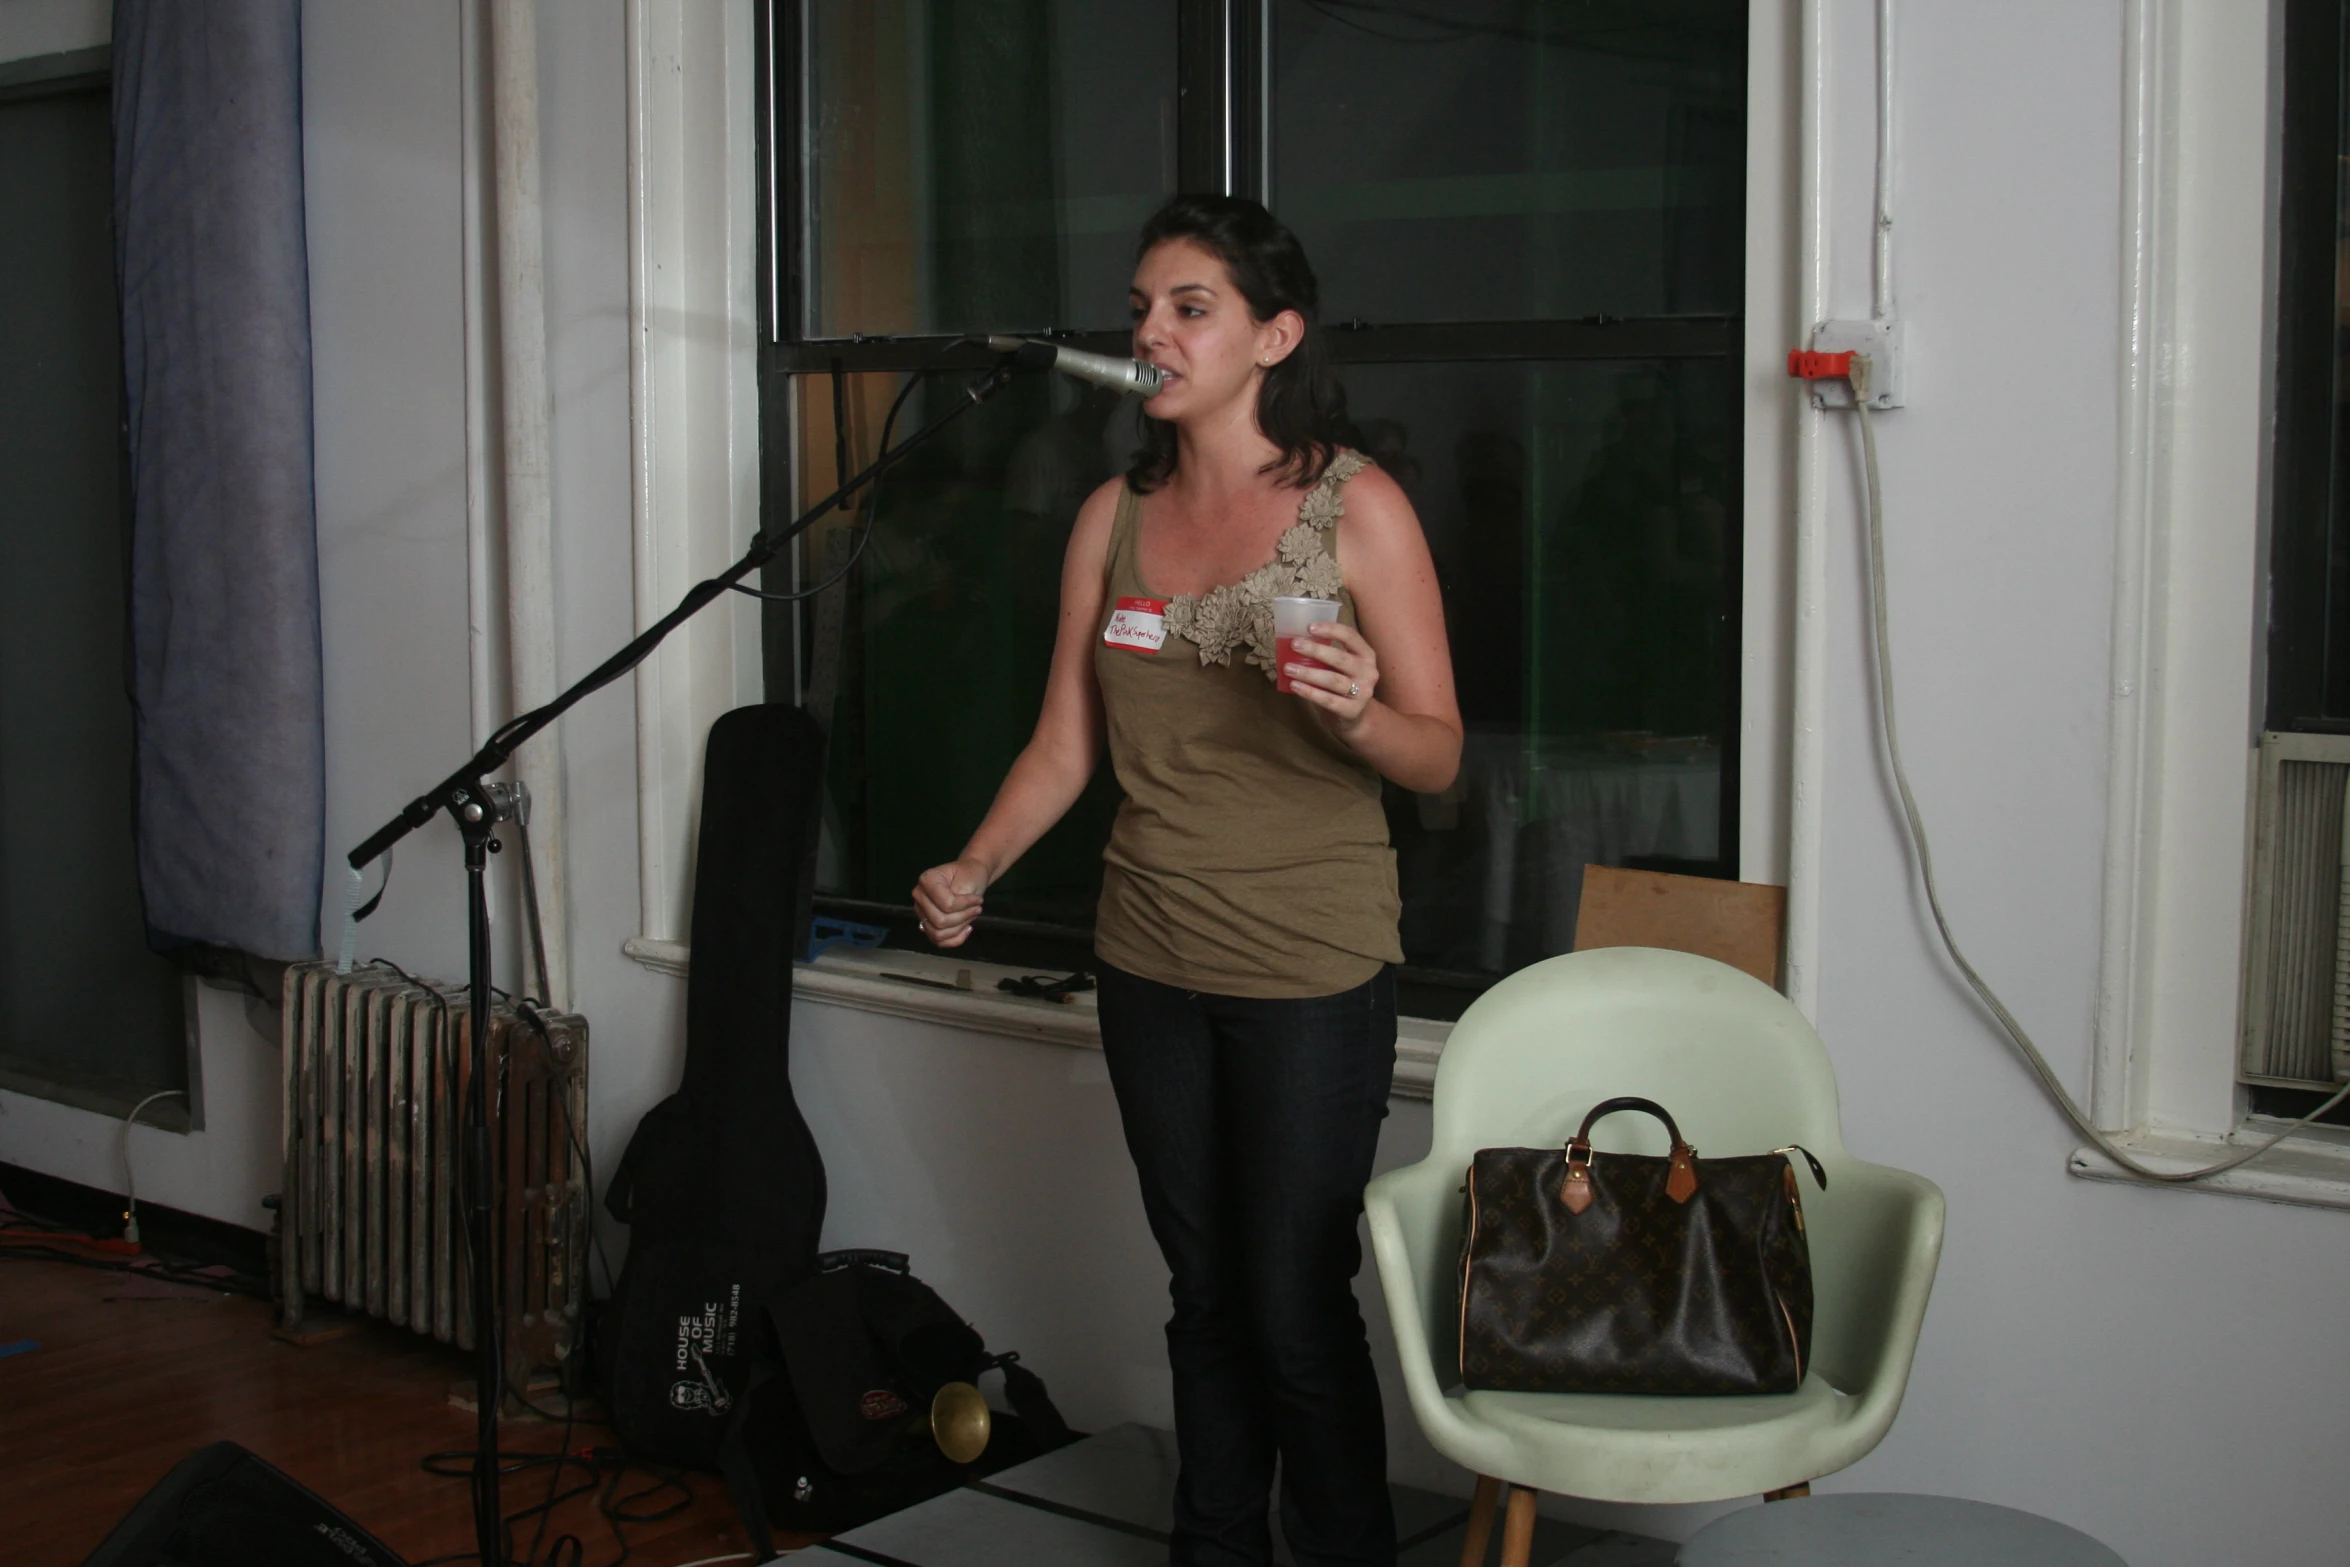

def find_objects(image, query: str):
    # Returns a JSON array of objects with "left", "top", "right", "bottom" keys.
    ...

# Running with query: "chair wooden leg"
[
  {"left": 1763, "top": 1481, "right": 1812, "bottom": 1501},
  {"left": 1457, "top": 1475, "right": 1502, "bottom": 1567},
  {"left": 1499, "top": 1483, "right": 1540, "bottom": 1567}
]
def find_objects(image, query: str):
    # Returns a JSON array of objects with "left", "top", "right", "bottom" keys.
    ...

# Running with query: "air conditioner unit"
[{"left": 2239, "top": 731, "right": 2350, "bottom": 1089}]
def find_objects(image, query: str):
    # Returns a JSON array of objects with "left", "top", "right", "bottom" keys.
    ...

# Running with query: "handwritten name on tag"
[{"left": 1102, "top": 596, "right": 1168, "bottom": 653}]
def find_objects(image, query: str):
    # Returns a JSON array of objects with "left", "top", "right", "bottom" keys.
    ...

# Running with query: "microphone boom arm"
[{"left": 345, "top": 355, "right": 1020, "bottom": 872}]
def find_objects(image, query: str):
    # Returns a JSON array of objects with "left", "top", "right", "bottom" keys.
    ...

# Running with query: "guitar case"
[
  {"left": 598, "top": 704, "right": 830, "bottom": 1519},
  {"left": 598, "top": 705, "right": 1076, "bottom": 1552}
]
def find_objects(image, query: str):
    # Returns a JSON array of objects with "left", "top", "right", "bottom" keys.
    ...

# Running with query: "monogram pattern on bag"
[{"left": 1458, "top": 1144, "right": 1815, "bottom": 1397}]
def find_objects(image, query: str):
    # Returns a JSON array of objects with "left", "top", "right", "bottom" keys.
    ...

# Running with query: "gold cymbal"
[{"left": 929, "top": 1380, "right": 991, "bottom": 1465}]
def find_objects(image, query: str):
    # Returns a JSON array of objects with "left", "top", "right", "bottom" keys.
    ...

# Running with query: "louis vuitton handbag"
[{"left": 1457, "top": 1096, "right": 1828, "bottom": 1396}]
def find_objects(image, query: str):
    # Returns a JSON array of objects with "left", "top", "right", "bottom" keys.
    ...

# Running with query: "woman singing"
[{"left": 914, "top": 194, "right": 1461, "bottom": 1567}]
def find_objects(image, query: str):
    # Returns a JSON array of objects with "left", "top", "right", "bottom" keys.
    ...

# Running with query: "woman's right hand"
[
  {"left": 904, "top": 477, "right": 1118, "bottom": 952},
  {"left": 912, "top": 858, "right": 991, "bottom": 948}
]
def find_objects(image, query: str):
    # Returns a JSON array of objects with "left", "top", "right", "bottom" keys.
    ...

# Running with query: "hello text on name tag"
[{"left": 1102, "top": 596, "right": 1167, "bottom": 653}]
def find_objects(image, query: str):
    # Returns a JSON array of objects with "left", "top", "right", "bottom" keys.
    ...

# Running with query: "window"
[
  {"left": 2241, "top": 0, "right": 2350, "bottom": 1126},
  {"left": 759, "top": 0, "right": 1747, "bottom": 1016},
  {"left": 2075, "top": 0, "right": 2350, "bottom": 1201},
  {"left": 0, "top": 48, "right": 189, "bottom": 1111},
  {"left": 763, "top": 0, "right": 1181, "bottom": 973},
  {"left": 2267, "top": 0, "right": 2350, "bottom": 744}
]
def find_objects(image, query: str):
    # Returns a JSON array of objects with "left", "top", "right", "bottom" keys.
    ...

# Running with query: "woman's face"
[{"left": 1129, "top": 238, "right": 1298, "bottom": 426}]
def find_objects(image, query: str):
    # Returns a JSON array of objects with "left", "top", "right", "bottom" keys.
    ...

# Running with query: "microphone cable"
[
  {"left": 729, "top": 337, "right": 977, "bottom": 607},
  {"left": 1843, "top": 352, "right": 2350, "bottom": 1182}
]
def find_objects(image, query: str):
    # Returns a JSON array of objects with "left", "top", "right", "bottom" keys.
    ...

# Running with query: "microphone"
[{"left": 987, "top": 336, "right": 1164, "bottom": 397}]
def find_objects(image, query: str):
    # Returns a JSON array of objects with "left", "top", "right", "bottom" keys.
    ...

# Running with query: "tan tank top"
[{"left": 1091, "top": 450, "right": 1403, "bottom": 998}]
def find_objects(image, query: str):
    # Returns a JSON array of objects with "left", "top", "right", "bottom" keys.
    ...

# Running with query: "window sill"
[
  {"left": 0, "top": 1056, "right": 194, "bottom": 1131},
  {"left": 2067, "top": 1120, "right": 2350, "bottom": 1212},
  {"left": 621, "top": 938, "right": 1452, "bottom": 1100}
]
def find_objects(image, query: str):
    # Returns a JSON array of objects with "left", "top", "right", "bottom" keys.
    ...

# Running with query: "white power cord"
[
  {"left": 1873, "top": 0, "right": 1897, "bottom": 325},
  {"left": 120, "top": 1088, "right": 187, "bottom": 1244},
  {"left": 1846, "top": 352, "right": 2350, "bottom": 1182}
]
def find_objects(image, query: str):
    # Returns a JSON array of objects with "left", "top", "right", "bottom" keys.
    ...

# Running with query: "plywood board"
[{"left": 1574, "top": 866, "right": 1786, "bottom": 989}]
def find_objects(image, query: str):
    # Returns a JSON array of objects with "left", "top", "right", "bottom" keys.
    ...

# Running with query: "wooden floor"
[{"left": 0, "top": 1256, "right": 818, "bottom": 1565}]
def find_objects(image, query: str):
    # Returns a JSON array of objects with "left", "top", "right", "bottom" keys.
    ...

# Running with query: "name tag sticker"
[{"left": 1102, "top": 596, "right": 1168, "bottom": 653}]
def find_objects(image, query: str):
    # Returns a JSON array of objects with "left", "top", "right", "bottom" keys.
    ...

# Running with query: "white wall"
[
  {"left": 297, "top": 0, "right": 685, "bottom": 1260},
  {"left": 1778, "top": 1, "right": 2350, "bottom": 1562},
  {"left": 4, "top": 2, "right": 2347, "bottom": 1564}
]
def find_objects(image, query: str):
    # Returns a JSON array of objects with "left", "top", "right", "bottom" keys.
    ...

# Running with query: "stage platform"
[{"left": 804, "top": 1423, "right": 1675, "bottom": 1567}]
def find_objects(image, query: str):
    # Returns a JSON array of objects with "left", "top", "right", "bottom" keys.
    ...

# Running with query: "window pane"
[
  {"left": 798, "top": 372, "right": 1147, "bottom": 929},
  {"left": 1349, "top": 359, "right": 1737, "bottom": 979},
  {"left": 803, "top": 0, "right": 1178, "bottom": 339},
  {"left": 2266, "top": 0, "right": 2350, "bottom": 728},
  {"left": 0, "top": 85, "right": 188, "bottom": 1094},
  {"left": 1270, "top": 0, "right": 1746, "bottom": 325},
  {"left": 799, "top": 357, "right": 1738, "bottom": 983}
]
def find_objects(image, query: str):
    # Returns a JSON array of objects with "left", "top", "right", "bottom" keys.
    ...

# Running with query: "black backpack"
[
  {"left": 745, "top": 1250, "right": 1075, "bottom": 1534},
  {"left": 597, "top": 706, "right": 1071, "bottom": 1550}
]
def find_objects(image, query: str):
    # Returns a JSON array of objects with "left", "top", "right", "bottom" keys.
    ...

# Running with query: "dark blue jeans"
[{"left": 1095, "top": 960, "right": 1399, "bottom": 1567}]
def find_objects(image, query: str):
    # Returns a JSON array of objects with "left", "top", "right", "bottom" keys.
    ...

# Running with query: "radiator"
[{"left": 278, "top": 960, "right": 589, "bottom": 1391}]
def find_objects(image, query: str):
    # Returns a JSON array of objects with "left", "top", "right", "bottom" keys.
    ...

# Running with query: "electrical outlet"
[{"left": 1806, "top": 318, "right": 1905, "bottom": 409}]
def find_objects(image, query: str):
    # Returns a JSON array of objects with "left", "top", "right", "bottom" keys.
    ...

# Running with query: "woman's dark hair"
[{"left": 1126, "top": 194, "right": 1351, "bottom": 493}]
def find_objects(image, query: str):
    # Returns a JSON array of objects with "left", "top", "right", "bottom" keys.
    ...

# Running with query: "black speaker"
[{"left": 81, "top": 1442, "right": 411, "bottom": 1567}]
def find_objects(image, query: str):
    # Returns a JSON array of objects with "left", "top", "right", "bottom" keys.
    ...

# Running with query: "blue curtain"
[{"left": 112, "top": 0, "right": 324, "bottom": 961}]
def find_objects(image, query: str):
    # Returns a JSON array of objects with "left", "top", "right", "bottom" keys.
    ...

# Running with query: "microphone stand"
[{"left": 344, "top": 353, "right": 1020, "bottom": 1565}]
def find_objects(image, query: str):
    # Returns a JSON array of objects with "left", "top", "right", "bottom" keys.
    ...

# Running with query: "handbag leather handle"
[
  {"left": 1562, "top": 1096, "right": 1699, "bottom": 1214},
  {"left": 1570, "top": 1096, "right": 1687, "bottom": 1149}
]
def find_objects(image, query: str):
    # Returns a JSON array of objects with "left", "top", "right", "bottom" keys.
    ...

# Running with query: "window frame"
[
  {"left": 753, "top": 0, "right": 1753, "bottom": 1011},
  {"left": 620, "top": 0, "right": 770, "bottom": 965},
  {"left": 0, "top": 42, "right": 198, "bottom": 1119},
  {"left": 2068, "top": 0, "right": 2350, "bottom": 1207},
  {"left": 2235, "top": 0, "right": 2350, "bottom": 1120}
]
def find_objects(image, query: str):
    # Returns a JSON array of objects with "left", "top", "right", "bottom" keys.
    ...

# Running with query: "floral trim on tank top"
[{"left": 1160, "top": 449, "right": 1365, "bottom": 678}]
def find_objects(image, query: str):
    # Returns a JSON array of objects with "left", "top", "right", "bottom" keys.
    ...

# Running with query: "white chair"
[{"left": 1364, "top": 947, "right": 1945, "bottom": 1566}]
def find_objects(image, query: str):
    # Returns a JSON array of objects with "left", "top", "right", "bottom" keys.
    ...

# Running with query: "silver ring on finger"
[{"left": 1349, "top": 680, "right": 1360, "bottom": 699}]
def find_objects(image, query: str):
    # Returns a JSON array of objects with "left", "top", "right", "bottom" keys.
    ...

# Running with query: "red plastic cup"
[{"left": 1273, "top": 596, "right": 1341, "bottom": 694}]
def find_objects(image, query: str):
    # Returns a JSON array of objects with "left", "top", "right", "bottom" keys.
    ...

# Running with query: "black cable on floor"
[
  {"left": 0, "top": 1229, "right": 271, "bottom": 1299},
  {"left": 413, "top": 1436, "right": 695, "bottom": 1567}
]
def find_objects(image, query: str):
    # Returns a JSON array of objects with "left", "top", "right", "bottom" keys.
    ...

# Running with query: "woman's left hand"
[{"left": 1285, "top": 621, "right": 1379, "bottom": 736}]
